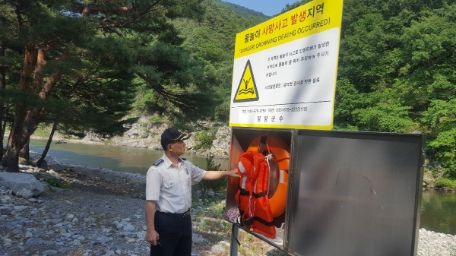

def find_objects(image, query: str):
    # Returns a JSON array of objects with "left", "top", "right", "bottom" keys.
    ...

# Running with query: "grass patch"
[
  {"left": 45, "top": 178, "right": 71, "bottom": 188},
  {"left": 149, "top": 116, "right": 166, "bottom": 124},
  {"left": 103, "top": 139, "right": 114, "bottom": 145}
]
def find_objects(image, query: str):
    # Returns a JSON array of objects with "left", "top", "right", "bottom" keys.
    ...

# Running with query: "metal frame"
[{"left": 227, "top": 129, "right": 424, "bottom": 256}]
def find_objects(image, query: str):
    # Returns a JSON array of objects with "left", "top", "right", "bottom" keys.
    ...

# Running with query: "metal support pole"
[{"left": 230, "top": 224, "right": 239, "bottom": 256}]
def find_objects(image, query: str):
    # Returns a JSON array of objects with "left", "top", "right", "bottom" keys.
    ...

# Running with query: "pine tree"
[{"left": 0, "top": 0, "right": 205, "bottom": 171}]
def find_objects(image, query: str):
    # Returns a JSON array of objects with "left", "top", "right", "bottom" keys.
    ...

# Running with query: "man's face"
[{"left": 169, "top": 140, "right": 186, "bottom": 156}]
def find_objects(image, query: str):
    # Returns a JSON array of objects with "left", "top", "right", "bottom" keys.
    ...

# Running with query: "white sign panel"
[{"left": 229, "top": 0, "right": 344, "bottom": 130}]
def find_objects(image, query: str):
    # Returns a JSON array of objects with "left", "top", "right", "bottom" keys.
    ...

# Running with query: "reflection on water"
[
  {"left": 2, "top": 139, "right": 455, "bottom": 235},
  {"left": 27, "top": 139, "right": 229, "bottom": 175},
  {"left": 420, "top": 190, "right": 456, "bottom": 235}
]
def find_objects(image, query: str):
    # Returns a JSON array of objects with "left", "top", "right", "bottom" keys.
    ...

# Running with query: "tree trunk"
[
  {"left": 34, "top": 48, "right": 46, "bottom": 88},
  {"left": 6, "top": 45, "right": 37, "bottom": 172},
  {"left": 6, "top": 45, "right": 63, "bottom": 172},
  {"left": 36, "top": 121, "right": 57, "bottom": 168},
  {"left": 5, "top": 147, "right": 20, "bottom": 172},
  {"left": 0, "top": 44, "right": 5, "bottom": 162},
  {"left": 19, "top": 137, "right": 30, "bottom": 161},
  {"left": 2, "top": 116, "right": 7, "bottom": 153}
]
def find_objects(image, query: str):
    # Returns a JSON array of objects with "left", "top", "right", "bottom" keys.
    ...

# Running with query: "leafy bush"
[
  {"left": 199, "top": 155, "right": 227, "bottom": 195},
  {"left": 194, "top": 128, "right": 217, "bottom": 150},
  {"left": 434, "top": 178, "right": 456, "bottom": 190},
  {"left": 422, "top": 100, "right": 456, "bottom": 178}
]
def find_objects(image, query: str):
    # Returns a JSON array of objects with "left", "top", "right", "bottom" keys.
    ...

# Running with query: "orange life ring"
[{"left": 246, "top": 135, "right": 289, "bottom": 218}]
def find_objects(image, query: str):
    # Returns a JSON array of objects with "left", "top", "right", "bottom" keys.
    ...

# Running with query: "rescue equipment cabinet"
[{"left": 225, "top": 128, "right": 424, "bottom": 256}]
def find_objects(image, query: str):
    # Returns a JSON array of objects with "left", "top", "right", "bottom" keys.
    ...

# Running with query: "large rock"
[
  {"left": 209, "top": 126, "right": 232, "bottom": 157},
  {"left": 0, "top": 172, "right": 45, "bottom": 198},
  {"left": 423, "top": 171, "right": 435, "bottom": 188},
  {"left": 69, "top": 115, "right": 233, "bottom": 157},
  {"left": 110, "top": 118, "right": 167, "bottom": 149}
]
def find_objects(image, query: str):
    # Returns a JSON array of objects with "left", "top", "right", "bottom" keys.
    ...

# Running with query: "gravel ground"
[
  {"left": 1, "top": 163, "right": 456, "bottom": 256},
  {"left": 0, "top": 163, "right": 249, "bottom": 256},
  {"left": 0, "top": 164, "right": 150, "bottom": 256}
]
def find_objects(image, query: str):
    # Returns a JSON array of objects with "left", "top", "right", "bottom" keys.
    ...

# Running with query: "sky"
[{"left": 222, "top": 0, "right": 300, "bottom": 16}]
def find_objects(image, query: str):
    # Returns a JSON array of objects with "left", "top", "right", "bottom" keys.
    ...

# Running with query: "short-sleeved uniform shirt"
[{"left": 146, "top": 154, "right": 206, "bottom": 214}]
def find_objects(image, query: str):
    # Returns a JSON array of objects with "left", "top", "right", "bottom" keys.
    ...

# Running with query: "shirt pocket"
[
  {"left": 163, "top": 175, "right": 175, "bottom": 189},
  {"left": 184, "top": 172, "right": 191, "bottom": 183}
]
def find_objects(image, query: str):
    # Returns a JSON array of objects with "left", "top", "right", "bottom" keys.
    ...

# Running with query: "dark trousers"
[{"left": 150, "top": 210, "right": 192, "bottom": 256}]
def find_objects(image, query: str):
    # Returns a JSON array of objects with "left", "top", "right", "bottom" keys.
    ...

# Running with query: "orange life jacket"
[
  {"left": 235, "top": 150, "right": 276, "bottom": 238},
  {"left": 235, "top": 135, "right": 290, "bottom": 239}
]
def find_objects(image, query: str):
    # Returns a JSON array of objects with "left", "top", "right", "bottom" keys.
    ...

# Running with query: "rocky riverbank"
[
  {"left": 0, "top": 162, "right": 284, "bottom": 256},
  {"left": 63, "top": 119, "right": 232, "bottom": 158},
  {"left": 1, "top": 162, "right": 456, "bottom": 256}
]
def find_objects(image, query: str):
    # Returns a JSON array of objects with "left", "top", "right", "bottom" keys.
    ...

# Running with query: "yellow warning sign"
[{"left": 233, "top": 60, "right": 259, "bottom": 102}]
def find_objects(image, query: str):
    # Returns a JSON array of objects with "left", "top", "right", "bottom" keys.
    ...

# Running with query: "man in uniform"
[{"left": 145, "top": 127, "right": 239, "bottom": 256}]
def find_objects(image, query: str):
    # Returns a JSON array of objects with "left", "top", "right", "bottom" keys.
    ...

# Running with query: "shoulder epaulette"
[{"left": 153, "top": 159, "right": 164, "bottom": 166}]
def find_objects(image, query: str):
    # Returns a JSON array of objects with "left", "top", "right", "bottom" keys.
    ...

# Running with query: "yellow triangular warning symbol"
[{"left": 233, "top": 60, "right": 259, "bottom": 102}]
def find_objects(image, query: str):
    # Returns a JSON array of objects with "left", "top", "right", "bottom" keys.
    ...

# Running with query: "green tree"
[
  {"left": 422, "top": 99, "right": 456, "bottom": 176},
  {"left": 286, "top": 0, "right": 456, "bottom": 175},
  {"left": 0, "top": 0, "right": 205, "bottom": 172},
  {"left": 392, "top": 4, "right": 456, "bottom": 176}
]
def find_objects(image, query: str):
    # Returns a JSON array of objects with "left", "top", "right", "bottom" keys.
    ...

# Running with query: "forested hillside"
[
  {"left": 133, "top": 0, "right": 269, "bottom": 124},
  {"left": 283, "top": 0, "right": 456, "bottom": 181},
  {"left": 1, "top": 0, "right": 455, "bottom": 183}
]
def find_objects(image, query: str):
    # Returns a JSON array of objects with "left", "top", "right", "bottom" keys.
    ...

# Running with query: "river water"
[
  {"left": 27, "top": 139, "right": 226, "bottom": 175},
  {"left": 13, "top": 139, "right": 455, "bottom": 235}
]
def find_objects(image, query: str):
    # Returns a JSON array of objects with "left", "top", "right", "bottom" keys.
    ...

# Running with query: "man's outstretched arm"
[{"left": 203, "top": 168, "right": 240, "bottom": 180}]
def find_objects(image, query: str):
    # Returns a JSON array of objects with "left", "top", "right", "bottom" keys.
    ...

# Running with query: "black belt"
[{"left": 157, "top": 209, "right": 190, "bottom": 218}]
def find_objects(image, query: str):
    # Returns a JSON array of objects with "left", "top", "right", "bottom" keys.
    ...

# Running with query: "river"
[
  {"left": 12, "top": 139, "right": 456, "bottom": 235},
  {"left": 27, "top": 139, "right": 227, "bottom": 175}
]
